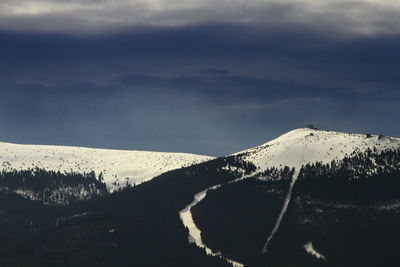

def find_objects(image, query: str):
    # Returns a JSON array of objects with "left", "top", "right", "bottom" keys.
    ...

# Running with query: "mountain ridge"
[{"left": 0, "top": 141, "right": 214, "bottom": 192}]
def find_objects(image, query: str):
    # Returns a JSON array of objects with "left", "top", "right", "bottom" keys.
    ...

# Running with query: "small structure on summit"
[{"left": 306, "top": 124, "right": 319, "bottom": 130}]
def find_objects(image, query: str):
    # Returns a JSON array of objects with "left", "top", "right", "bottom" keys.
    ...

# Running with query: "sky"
[{"left": 1, "top": 0, "right": 400, "bottom": 156}]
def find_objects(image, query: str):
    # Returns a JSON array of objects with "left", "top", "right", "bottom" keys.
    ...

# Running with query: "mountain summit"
[{"left": 236, "top": 128, "right": 400, "bottom": 171}]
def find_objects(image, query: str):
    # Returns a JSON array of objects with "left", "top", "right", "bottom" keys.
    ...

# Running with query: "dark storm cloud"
[{"left": 2, "top": 23, "right": 399, "bottom": 84}]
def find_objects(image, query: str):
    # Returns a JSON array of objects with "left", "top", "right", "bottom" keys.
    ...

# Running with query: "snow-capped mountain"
[
  {"left": 236, "top": 127, "right": 400, "bottom": 171},
  {"left": 189, "top": 128, "right": 400, "bottom": 267},
  {"left": 0, "top": 141, "right": 214, "bottom": 191}
]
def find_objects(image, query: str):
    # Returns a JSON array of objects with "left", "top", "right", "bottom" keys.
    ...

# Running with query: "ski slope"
[
  {"left": 236, "top": 128, "right": 400, "bottom": 255},
  {"left": 236, "top": 128, "right": 400, "bottom": 171},
  {"left": 0, "top": 142, "right": 214, "bottom": 191},
  {"left": 181, "top": 128, "right": 400, "bottom": 265}
]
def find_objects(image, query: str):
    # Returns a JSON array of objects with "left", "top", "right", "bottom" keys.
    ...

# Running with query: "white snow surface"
[
  {"left": 179, "top": 174, "right": 250, "bottom": 267},
  {"left": 262, "top": 170, "right": 299, "bottom": 254},
  {"left": 0, "top": 141, "right": 214, "bottom": 191},
  {"left": 236, "top": 128, "right": 400, "bottom": 171},
  {"left": 304, "top": 241, "right": 326, "bottom": 260}
]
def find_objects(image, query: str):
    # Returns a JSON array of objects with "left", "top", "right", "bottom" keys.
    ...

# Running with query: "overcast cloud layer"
[
  {"left": 0, "top": 1, "right": 399, "bottom": 155},
  {"left": 1, "top": 0, "right": 400, "bottom": 35}
]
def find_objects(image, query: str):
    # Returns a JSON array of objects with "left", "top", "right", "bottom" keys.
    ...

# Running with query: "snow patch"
[{"left": 304, "top": 241, "right": 326, "bottom": 260}]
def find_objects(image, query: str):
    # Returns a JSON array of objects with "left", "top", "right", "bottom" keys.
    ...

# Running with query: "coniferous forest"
[
  {"left": 0, "top": 168, "right": 107, "bottom": 205},
  {"left": 0, "top": 156, "right": 255, "bottom": 267},
  {"left": 193, "top": 149, "right": 400, "bottom": 267}
]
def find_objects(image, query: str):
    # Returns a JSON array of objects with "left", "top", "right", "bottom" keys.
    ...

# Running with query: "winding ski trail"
[{"left": 179, "top": 176, "right": 251, "bottom": 267}]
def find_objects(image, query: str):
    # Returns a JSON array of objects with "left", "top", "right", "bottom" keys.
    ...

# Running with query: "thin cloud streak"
[{"left": 225, "top": 98, "right": 324, "bottom": 111}]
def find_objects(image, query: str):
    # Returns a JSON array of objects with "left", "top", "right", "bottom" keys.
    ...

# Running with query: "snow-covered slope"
[
  {"left": 0, "top": 142, "right": 214, "bottom": 191},
  {"left": 236, "top": 128, "right": 400, "bottom": 171}
]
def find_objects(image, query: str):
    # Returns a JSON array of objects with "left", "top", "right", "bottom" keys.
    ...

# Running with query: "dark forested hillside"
[
  {"left": 0, "top": 156, "right": 256, "bottom": 267},
  {"left": 296, "top": 149, "right": 400, "bottom": 204},
  {"left": 193, "top": 149, "right": 400, "bottom": 267},
  {"left": 192, "top": 177, "right": 290, "bottom": 266},
  {"left": 0, "top": 168, "right": 107, "bottom": 205}
]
